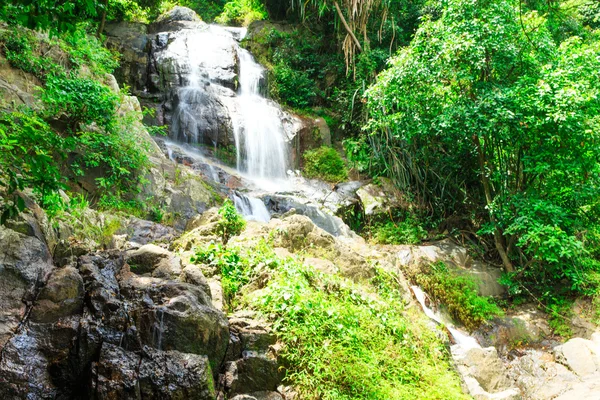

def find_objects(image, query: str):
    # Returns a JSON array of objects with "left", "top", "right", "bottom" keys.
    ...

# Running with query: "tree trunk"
[
  {"left": 97, "top": 0, "right": 108, "bottom": 38},
  {"left": 474, "top": 135, "right": 514, "bottom": 272},
  {"left": 333, "top": 1, "right": 362, "bottom": 53}
]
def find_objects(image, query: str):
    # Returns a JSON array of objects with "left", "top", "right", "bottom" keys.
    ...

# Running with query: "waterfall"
[
  {"left": 232, "top": 191, "right": 271, "bottom": 222},
  {"left": 233, "top": 48, "right": 289, "bottom": 180},
  {"left": 162, "top": 24, "right": 290, "bottom": 181}
]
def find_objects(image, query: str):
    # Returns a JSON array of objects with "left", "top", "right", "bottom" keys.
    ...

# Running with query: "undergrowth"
[
  {"left": 191, "top": 238, "right": 468, "bottom": 399},
  {"left": 0, "top": 25, "right": 150, "bottom": 223},
  {"left": 302, "top": 146, "right": 348, "bottom": 183},
  {"left": 406, "top": 261, "right": 503, "bottom": 331}
]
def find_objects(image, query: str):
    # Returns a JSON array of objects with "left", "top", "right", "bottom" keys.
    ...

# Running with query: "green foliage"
[
  {"left": 238, "top": 248, "right": 468, "bottom": 399},
  {"left": 370, "top": 217, "right": 427, "bottom": 245},
  {"left": 272, "top": 63, "right": 316, "bottom": 109},
  {"left": 0, "top": 26, "right": 148, "bottom": 223},
  {"left": 547, "top": 299, "right": 574, "bottom": 338},
  {"left": 343, "top": 136, "right": 372, "bottom": 173},
  {"left": 0, "top": 25, "right": 118, "bottom": 80},
  {"left": 302, "top": 146, "right": 348, "bottom": 183},
  {"left": 191, "top": 240, "right": 278, "bottom": 308},
  {"left": 61, "top": 29, "right": 119, "bottom": 74},
  {"left": 407, "top": 262, "right": 503, "bottom": 331},
  {"left": 42, "top": 75, "right": 119, "bottom": 131},
  {"left": 216, "top": 0, "right": 267, "bottom": 26},
  {"left": 216, "top": 199, "right": 246, "bottom": 243},
  {"left": 179, "top": 0, "right": 226, "bottom": 21},
  {"left": 54, "top": 194, "right": 124, "bottom": 248},
  {"left": 0, "top": 110, "right": 66, "bottom": 222},
  {"left": 0, "top": 0, "right": 100, "bottom": 34},
  {"left": 364, "top": 0, "right": 600, "bottom": 301}
]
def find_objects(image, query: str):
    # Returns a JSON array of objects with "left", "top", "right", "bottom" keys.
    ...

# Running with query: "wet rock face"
[
  {"left": 93, "top": 343, "right": 216, "bottom": 399},
  {"left": 105, "top": 9, "right": 239, "bottom": 150},
  {"left": 0, "top": 222, "right": 54, "bottom": 350},
  {"left": 0, "top": 218, "right": 236, "bottom": 399},
  {"left": 220, "top": 311, "right": 284, "bottom": 399}
]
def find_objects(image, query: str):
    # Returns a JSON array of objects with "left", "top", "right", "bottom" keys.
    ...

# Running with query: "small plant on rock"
[{"left": 216, "top": 199, "right": 246, "bottom": 243}]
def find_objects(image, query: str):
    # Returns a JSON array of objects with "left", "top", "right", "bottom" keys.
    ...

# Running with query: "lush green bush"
[
  {"left": 272, "top": 63, "right": 316, "bottom": 109},
  {"left": 0, "top": 26, "right": 118, "bottom": 80},
  {"left": 215, "top": 199, "right": 246, "bottom": 243},
  {"left": 0, "top": 111, "right": 66, "bottom": 222},
  {"left": 191, "top": 240, "right": 277, "bottom": 308},
  {"left": 407, "top": 262, "right": 503, "bottom": 331},
  {"left": 302, "top": 146, "right": 348, "bottom": 183},
  {"left": 370, "top": 217, "right": 427, "bottom": 245},
  {"left": 215, "top": 0, "right": 266, "bottom": 26},
  {"left": 42, "top": 75, "right": 119, "bottom": 131},
  {"left": 239, "top": 245, "right": 467, "bottom": 399},
  {"left": 178, "top": 0, "right": 226, "bottom": 21},
  {"left": 0, "top": 26, "right": 149, "bottom": 222},
  {"left": 191, "top": 239, "right": 468, "bottom": 398}
]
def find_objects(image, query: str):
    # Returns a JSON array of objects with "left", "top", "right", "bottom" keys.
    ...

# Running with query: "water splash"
[{"left": 232, "top": 191, "right": 271, "bottom": 222}]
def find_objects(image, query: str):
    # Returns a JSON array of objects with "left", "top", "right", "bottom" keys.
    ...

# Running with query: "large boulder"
[
  {"left": 474, "top": 305, "right": 552, "bottom": 352},
  {"left": 355, "top": 177, "right": 408, "bottom": 217},
  {"left": 0, "top": 223, "right": 54, "bottom": 350},
  {"left": 29, "top": 266, "right": 84, "bottom": 323},
  {"left": 93, "top": 343, "right": 217, "bottom": 399},
  {"left": 222, "top": 312, "right": 283, "bottom": 398},
  {"left": 554, "top": 337, "right": 600, "bottom": 377},
  {"left": 149, "top": 6, "right": 202, "bottom": 33},
  {"left": 229, "top": 214, "right": 372, "bottom": 280},
  {"left": 104, "top": 22, "right": 150, "bottom": 93}
]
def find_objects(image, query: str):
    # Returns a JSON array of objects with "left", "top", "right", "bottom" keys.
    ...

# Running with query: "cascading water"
[
  {"left": 233, "top": 48, "right": 289, "bottom": 180},
  {"left": 232, "top": 191, "right": 271, "bottom": 222}
]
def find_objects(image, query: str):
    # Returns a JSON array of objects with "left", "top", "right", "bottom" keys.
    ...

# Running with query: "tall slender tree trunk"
[
  {"left": 97, "top": 0, "right": 108, "bottom": 38},
  {"left": 474, "top": 135, "right": 514, "bottom": 272}
]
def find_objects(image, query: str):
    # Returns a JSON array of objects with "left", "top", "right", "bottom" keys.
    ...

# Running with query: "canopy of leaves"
[{"left": 365, "top": 0, "right": 600, "bottom": 299}]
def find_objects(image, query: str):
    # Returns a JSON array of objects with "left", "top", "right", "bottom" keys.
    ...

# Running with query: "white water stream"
[
  {"left": 233, "top": 48, "right": 289, "bottom": 181},
  {"left": 411, "top": 286, "right": 481, "bottom": 351}
]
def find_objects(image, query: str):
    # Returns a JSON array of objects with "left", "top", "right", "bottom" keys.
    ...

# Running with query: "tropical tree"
[{"left": 365, "top": 0, "right": 600, "bottom": 296}]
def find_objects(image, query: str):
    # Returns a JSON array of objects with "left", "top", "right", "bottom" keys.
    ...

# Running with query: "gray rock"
[
  {"left": 356, "top": 177, "right": 407, "bottom": 216},
  {"left": 149, "top": 6, "right": 202, "bottom": 33},
  {"left": 123, "top": 217, "right": 177, "bottom": 246},
  {"left": 0, "top": 224, "right": 54, "bottom": 349},
  {"left": 456, "top": 347, "right": 514, "bottom": 393},
  {"left": 93, "top": 343, "right": 217, "bottom": 399},
  {"left": 30, "top": 267, "right": 84, "bottom": 323},
  {"left": 554, "top": 337, "right": 600, "bottom": 377},
  {"left": 231, "top": 392, "right": 283, "bottom": 400}
]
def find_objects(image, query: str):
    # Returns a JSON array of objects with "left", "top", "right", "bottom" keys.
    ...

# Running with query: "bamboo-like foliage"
[{"left": 290, "top": 0, "right": 388, "bottom": 72}]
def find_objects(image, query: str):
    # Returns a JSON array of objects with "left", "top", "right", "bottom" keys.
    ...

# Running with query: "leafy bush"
[
  {"left": 179, "top": 0, "right": 226, "bottom": 21},
  {"left": 215, "top": 0, "right": 266, "bottom": 26},
  {"left": 42, "top": 75, "right": 119, "bottom": 131},
  {"left": 406, "top": 262, "right": 503, "bottom": 331},
  {"left": 302, "top": 146, "right": 348, "bottom": 183},
  {"left": 364, "top": 0, "right": 600, "bottom": 302},
  {"left": 271, "top": 63, "right": 316, "bottom": 109},
  {"left": 0, "top": 111, "right": 66, "bottom": 222},
  {"left": 370, "top": 217, "right": 427, "bottom": 245},
  {"left": 216, "top": 199, "right": 246, "bottom": 243},
  {"left": 0, "top": 26, "right": 118, "bottom": 79},
  {"left": 233, "top": 247, "right": 468, "bottom": 399},
  {"left": 191, "top": 241, "right": 278, "bottom": 308}
]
